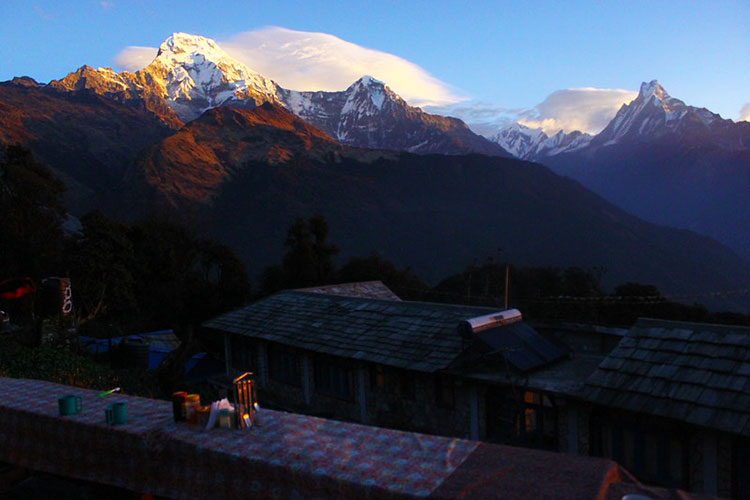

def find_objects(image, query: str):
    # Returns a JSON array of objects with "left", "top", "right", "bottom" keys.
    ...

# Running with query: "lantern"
[{"left": 233, "top": 372, "right": 257, "bottom": 428}]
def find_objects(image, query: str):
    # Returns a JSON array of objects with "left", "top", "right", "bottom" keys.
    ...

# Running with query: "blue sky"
[{"left": 1, "top": 0, "right": 748, "bottom": 133}]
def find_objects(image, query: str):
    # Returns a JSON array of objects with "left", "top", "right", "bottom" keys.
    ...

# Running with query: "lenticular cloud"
[
  {"left": 220, "top": 27, "right": 464, "bottom": 108},
  {"left": 518, "top": 88, "right": 637, "bottom": 135}
]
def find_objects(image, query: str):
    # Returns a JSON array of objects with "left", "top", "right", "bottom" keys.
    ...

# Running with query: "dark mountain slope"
[
  {"left": 131, "top": 105, "right": 750, "bottom": 310},
  {"left": 535, "top": 81, "right": 750, "bottom": 260},
  {"left": 0, "top": 79, "right": 175, "bottom": 214}
]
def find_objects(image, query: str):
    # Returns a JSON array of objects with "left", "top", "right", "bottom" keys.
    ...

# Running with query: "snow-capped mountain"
[
  {"left": 491, "top": 122, "right": 591, "bottom": 160},
  {"left": 50, "top": 33, "right": 280, "bottom": 123},
  {"left": 280, "top": 76, "right": 399, "bottom": 143},
  {"left": 49, "top": 33, "right": 508, "bottom": 156},
  {"left": 593, "top": 80, "right": 724, "bottom": 146},
  {"left": 277, "top": 76, "right": 508, "bottom": 155},
  {"left": 535, "top": 80, "right": 750, "bottom": 262},
  {"left": 142, "top": 32, "right": 280, "bottom": 121},
  {"left": 493, "top": 79, "right": 746, "bottom": 162}
]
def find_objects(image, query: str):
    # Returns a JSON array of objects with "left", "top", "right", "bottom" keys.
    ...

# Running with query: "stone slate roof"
[
  {"left": 296, "top": 281, "right": 401, "bottom": 301},
  {"left": 581, "top": 318, "right": 750, "bottom": 437},
  {"left": 204, "top": 290, "right": 501, "bottom": 372}
]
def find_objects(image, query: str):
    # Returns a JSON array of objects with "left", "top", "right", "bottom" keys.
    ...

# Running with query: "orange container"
[{"left": 184, "top": 394, "right": 200, "bottom": 424}]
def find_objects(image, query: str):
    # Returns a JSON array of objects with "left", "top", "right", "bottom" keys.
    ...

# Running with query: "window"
[
  {"left": 230, "top": 335, "right": 256, "bottom": 372},
  {"left": 314, "top": 356, "right": 353, "bottom": 401},
  {"left": 370, "top": 365, "right": 415, "bottom": 400},
  {"left": 519, "top": 391, "right": 557, "bottom": 450},
  {"left": 267, "top": 344, "right": 301, "bottom": 386},
  {"left": 435, "top": 375, "right": 455, "bottom": 409}
]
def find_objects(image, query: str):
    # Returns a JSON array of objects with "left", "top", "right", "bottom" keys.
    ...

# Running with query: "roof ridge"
[
  {"left": 282, "top": 289, "right": 501, "bottom": 314},
  {"left": 636, "top": 317, "right": 750, "bottom": 333}
]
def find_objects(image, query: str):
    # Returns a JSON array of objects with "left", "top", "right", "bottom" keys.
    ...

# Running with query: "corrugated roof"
[
  {"left": 581, "top": 318, "right": 750, "bottom": 437},
  {"left": 296, "top": 281, "right": 402, "bottom": 301},
  {"left": 204, "top": 290, "right": 505, "bottom": 372}
]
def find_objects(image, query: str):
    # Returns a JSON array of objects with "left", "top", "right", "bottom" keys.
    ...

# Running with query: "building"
[
  {"left": 203, "top": 288, "right": 579, "bottom": 447},
  {"left": 579, "top": 318, "right": 750, "bottom": 498},
  {"left": 205, "top": 288, "right": 750, "bottom": 497}
]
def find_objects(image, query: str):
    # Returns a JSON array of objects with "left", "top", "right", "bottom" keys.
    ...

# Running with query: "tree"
[
  {"left": 262, "top": 215, "right": 339, "bottom": 293},
  {"left": 338, "top": 253, "right": 431, "bottom": 301},
  {"left": 0, "top": 145, "right": 66, "bottom": 279},
  {"left": 127, "top": 219, "right": 252, "bottom": 332},
  {"left": 66, "top": 210, "right": 137, "bottom": 324}
]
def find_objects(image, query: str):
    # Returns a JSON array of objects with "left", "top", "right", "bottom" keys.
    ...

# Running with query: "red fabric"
[{"left": 0, "top": 277, "right": 36, "bottom": 300}]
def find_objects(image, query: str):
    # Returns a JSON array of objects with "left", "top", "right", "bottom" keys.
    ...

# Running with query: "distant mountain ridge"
[
  {"left": 3, "top": 47, "right": 750, "bottom": 311},
  {"left": 491, "top": 122, "right": 591, "bottom": 160},
  {"left": 276, "top": 76, "right": 508, "bottom": 156},
  {"left": 47, "top": 33, "right": 509, "bottom": 157},
  {"left": 492, "top": 80, "right": 750, "bottom": 261},
  {"left": 492, "top": 80, "right": 749, "bottom": 160}
]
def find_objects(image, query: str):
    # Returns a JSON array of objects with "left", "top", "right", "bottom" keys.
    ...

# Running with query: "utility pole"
[{"left": 504, "top": 263, "right": 510, "bottom": 310}]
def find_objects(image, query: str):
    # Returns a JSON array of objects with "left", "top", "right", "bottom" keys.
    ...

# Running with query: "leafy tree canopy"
[{"left": 0, "top": 145, "right": 66, "bottom": 278}]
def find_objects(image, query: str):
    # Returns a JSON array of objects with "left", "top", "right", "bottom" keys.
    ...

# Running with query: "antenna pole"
[{"left": 504, "top": 264, "right": 510, "bottom": 309}]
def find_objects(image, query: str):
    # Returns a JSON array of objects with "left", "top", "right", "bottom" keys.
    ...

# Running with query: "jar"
[
  {"left": 172, "top": 391, "right": 187, "bottom": 422},
  {"left": 184, "top": 394, "right": 200, "bottom": 424}
]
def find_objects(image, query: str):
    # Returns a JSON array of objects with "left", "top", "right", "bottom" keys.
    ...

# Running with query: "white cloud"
[
  {"left": 424, "top": 101, "right": 520, "bottom": 136},
  {"left": 220, "top": 27, "right": 465, "bottom": 107},
  {"left": 739, "top": 103, "right": 750, "bottom": 122},
  {"left": 112, "top": 27, "right": 465, "bottom": 108},
  {"left": 113, "top": 46, "right": 157, "bottom": 72},
  {"left": 426, "top": 88, "right": 637, "bottom": 137},
  {"left": 517, "top": 88, "right": 637, "bottom": 135}
]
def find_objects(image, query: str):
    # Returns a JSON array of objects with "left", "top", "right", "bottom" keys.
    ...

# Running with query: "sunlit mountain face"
[{"left": 49, "top": 33, "right": 509, "bottom": 157}]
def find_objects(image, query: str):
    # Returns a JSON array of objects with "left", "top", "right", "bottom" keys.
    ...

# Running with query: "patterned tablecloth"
[{"left": 0, "top": 378, "right": 478, "bottom": 499}]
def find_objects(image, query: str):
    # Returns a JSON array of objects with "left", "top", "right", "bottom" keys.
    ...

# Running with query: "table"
[
  {"left": 0, "top": 378, "right": 476, "bottom": 498},
  {"left": 0, "top": 377, "right": 668, "bottom": 499}
]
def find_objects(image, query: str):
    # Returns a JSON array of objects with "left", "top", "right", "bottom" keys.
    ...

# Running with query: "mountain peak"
[
  {"left": 356, "top": 75, "right": 384, "bottom": 87},
  {"left": 638, "top": 80, "right": 669, "bottom": 101},
  {"left": 347, "top": 75, "right": 386, "bottom": 93},
  {"left": 341, "top": 76, "right": 393, "bottom": 112},
  {"left": 158, "top": 32, "right": 220, "bottom": 55},
  {"left": 138, "top": 32, "right": 281, "bottom": 121},
  {"left": 153, "top": 32, "right": 244, "bottom": 75},
  {"left": 595, "top": 79, "right": 722, "bottom": 145}
]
